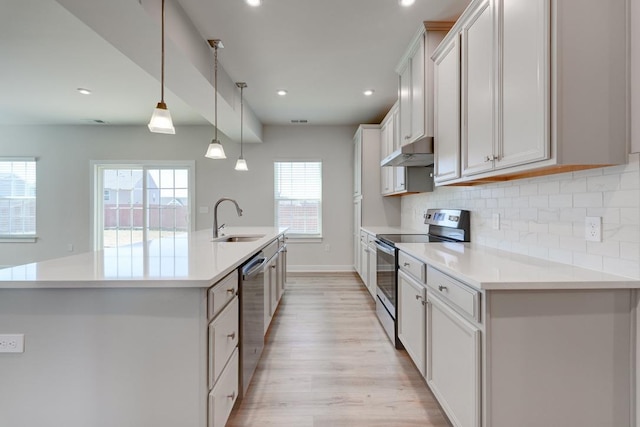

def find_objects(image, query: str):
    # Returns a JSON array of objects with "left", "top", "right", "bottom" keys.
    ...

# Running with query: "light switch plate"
[{"left": 492, "top": 213, "right": 500, "bottom": 230}]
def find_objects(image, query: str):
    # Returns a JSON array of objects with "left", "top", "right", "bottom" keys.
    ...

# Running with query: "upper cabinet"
[
  {"left": 433, "top": 0, "right": 629, "bottom": 185},
  {"left": 396, "top": 22, "right": 453, "bottom": 147}
]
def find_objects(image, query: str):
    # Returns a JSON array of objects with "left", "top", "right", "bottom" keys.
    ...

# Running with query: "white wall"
[
  {"left": 0, "top": 124, "right": 355, "bottom": 271},
  {"left": 402, "top": 155, "right": 640, "bottom": 279}
]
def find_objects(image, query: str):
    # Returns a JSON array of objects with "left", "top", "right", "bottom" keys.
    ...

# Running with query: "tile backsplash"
[{"left": 401, "top": 154, "right": 640, "bottom": 279}]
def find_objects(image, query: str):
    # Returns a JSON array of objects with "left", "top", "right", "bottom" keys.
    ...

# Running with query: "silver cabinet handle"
[
  {"left": 404, "top": 135, "right": 411, "bottom": 140},
  {"left": 227, "top": 332, "right": 236, "bottom": 339},
  {"left": 421, "top": 300, "right": 427, "bottom": 306},
  {"left": 485, "top": 155, "right": 497, "bottom": 162},
  {"left": 415, "top": 295, "right": 423, "bottom": 301},
  {"left": 227, "top": 391, "right": 235, "bottom": 400},
  {"left": 404, "top": 262, "right": 410, "bottom": 267},
  {"left": 226, "top": 288, "right": 235, "bottom": 294},
  {"left": 438, "top": 285, "right": 447, "bottom": 292}
]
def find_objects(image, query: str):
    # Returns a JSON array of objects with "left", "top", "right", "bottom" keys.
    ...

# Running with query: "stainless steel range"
[{"left": 374, "top": 208, "right": 470, "bottom": 348}]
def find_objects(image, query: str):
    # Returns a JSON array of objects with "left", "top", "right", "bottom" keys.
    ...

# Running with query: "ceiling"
[{"left": 0, "top": 0, "right": 470, "bottom": 130}]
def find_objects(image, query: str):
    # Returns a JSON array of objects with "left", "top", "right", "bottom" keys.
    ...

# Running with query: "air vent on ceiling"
[{"left": 291, "top": 119, "right": 308, "bottom": 124}]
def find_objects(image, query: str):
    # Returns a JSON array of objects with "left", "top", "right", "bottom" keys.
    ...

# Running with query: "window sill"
[
  {"left": 285, "top": 236, "right": 323, "bottom": 244},
  {"left": 0, "top": 236, "right": 37, "bottom": 243}
]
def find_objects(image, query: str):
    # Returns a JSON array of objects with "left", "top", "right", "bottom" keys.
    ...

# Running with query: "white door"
[
  {"left": 397, "top": 270, "right": 426, "bottom": 375},
  {"left": 461, "top": 0, "right": 496, "bottom": 176},
  {"left": 426, "top": 294, "right": 481, "bottom": 427},
  {"left": 410, "top": 35, "right": 426, "bottom": 143},
  {"left": 433, "top": 35, "right": 461, "bottom": 184},
  {"left": 497, "top": 0, "right": 549, "bottom": 169}
]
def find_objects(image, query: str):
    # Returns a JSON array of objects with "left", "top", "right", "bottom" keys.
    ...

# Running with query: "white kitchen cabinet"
[
  {"left": 353, "top": 129, "right": 362, "bottom": 197},
  {"left": 433, "top": 34, "right": 461, "bottom": 184},
  {"left": 397, "top": 269, "right": 427, "bottom": 376},
  {"left": 434, "top": 0, "right": 628, "bottom": 184},
  {"left": 264, "top": 251, "right": 278, "bottom": 334},
  {"left": 427, "top": 293, "right": 481, "bottom": 427},
  {"left": 380, "top": 116, "right": 395, "bottom": 195},
  {"left": 461, "top": 0, "right": 496, "bottom": 176},
  {"left": 208, "top": 348, "right": 239, "bottom": 427},
  {"left": 359, "top": 238, "right": 368, "bottom": 285},
  {"left": 366, "top": 239, "right": 376, "bottom": 299},
  {"left": 396, "top": 23, "right": 451, "bottom": 147},
  {"left": 353, "top": 197, "right": 362, "bottom": 275}
]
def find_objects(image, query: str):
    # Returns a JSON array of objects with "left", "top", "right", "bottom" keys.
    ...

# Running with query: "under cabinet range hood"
[{"left": 381, "top": 137, "right": 434, "bottom": 167}]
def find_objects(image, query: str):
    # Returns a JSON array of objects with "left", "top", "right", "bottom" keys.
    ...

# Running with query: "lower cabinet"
[
  {"left": 426, "top": 293, "right": 481, "bottom": 427},
  {"left": 397, "top": 269, "right": 426, "bottom": 376},
  {"left": 365, "top": 240, "right": 376, "bottom": 299},
  {"left": 359, "top": 239, "right": 368, "bottom": 284},
  {"left": 208, "top": 348, "right": 239, "bottom": 427},
  {"left": 264, "top": 238, "right": 286, "bottom": 335}
]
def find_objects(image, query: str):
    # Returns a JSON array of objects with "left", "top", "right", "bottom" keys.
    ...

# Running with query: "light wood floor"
[{"left": 227, "top": 273, "right": 451, "bottom": 427}]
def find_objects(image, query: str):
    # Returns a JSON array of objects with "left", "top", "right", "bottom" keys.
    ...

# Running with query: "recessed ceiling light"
[
  {"left": 277, "top": 89, "right": 288, "bottom": 96},
  {"left": 364, "top": 89, "right": 375, "bottom": 96},
  {"left": 77, "top": 88, "right": 92, "bottom": 95},
  {"left": 246, "top": 0, "right": 262, "bottom": 6},
  {"left": 399, "top": 0, "right": 415, "bottom": 6}
]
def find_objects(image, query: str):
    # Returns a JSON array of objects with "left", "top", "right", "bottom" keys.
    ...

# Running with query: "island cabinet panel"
[
  {"left": 397, "top": 269, "right": 427, "bottom": 376},
  {"left": 208, "top": 297, "right": 239, "bottom": 390},
  {"left": 485, "top": 289, "right": 632, "bottom": 427},
  {"left": 208, "top": 348, "right": 239, "bottom": 427}
]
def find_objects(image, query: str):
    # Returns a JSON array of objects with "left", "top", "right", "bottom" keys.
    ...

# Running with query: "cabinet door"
[
  {"left": 392, "top": 106, "right": 401, "bottom": 151},
  {"left": 353, "top": 198, "right": 362, "bottom": 273},
  {"left": 410, "top": 35, "right": 426, "bottom": 143},
  {"left": 380, "top": 121, "right": 394, "bottom": 195},
  {"left": 366, "top": 245, "right": 377, "bottom": 299},
  {"left": 264, "top": 256, "right": 277, "bottom": 334},
  {"left": 359, "top": 240, "right": 368, "bottom": 284},
  {"left": 269, "top": 253, "right": 278, "bottom": 316},
  {"left": 394, "top": 167, "right": 406, "bottom": 192},
  {"left": 397, "top": 270, "right": 426, "bottom": 375},
  {"left": 208, "top": 348, "right": 239, "bottom": 427},
  {"left": 462, "top": 0, "right": 495, "bottom": 176},
  {"left": 399, "top": 63, "right": 412, "bottom": 146},
  {"left": 433, "top": 35, "right": 461, "bottom": 184},
  {"left": 498, "top": 0, "right": 549, "bottom": 169},
  {"left": 426, "top": 294, "right": 481, "bottom": 427}
]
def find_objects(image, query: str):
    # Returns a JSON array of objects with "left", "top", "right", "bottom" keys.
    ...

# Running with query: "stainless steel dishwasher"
[{"left": 239, "top": 251, "right": 266, "bottom": 398}]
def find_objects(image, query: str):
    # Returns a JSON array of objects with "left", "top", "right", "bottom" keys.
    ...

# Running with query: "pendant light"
[
  {"left": 148, "top": 0, "right": 175, "bottom": 134},
  {"left": 235, "top": 82, "right": 249, "bottom": 171},
  {"left": 205, "top": 39, "right": 226, "bottom": 159}
]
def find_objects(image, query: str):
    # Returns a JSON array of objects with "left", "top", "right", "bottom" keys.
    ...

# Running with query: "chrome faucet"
[{"left": 213, "top": 198, "right": 243, "bottom": 238}]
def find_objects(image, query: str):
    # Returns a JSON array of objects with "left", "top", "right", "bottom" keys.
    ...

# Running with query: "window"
[
  {"left": 93, "top": 162, "right": 194, "bottom": 249},
  {"left": 274, "top": 161, "right": 322, "bottom": 238},
  {"left": 0, "top": 158, "right": 36, "bottom": 241}
]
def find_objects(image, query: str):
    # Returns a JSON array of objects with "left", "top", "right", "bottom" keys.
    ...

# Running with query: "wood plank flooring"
[{"left": 227, "top": 273, "right": 450, "bottom": 427}]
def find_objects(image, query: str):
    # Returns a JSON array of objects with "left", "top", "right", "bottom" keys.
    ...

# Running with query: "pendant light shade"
[
  {"left": 149, "top": 0, "right": 175, "bottom": 134},
  {"left": 235, "top": 82, "right": 248, "bottom": 171},
  {"left": 234, "top": 158, "right": 248, "bottom": 171},
  {"left": 205, "top": 39, "right": 225, "bottom": 159}
]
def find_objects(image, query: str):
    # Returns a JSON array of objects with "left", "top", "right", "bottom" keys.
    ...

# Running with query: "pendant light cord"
[
  {"left": 161, "top": 0, "right": 166, "bottom": 104},
  {"left": 240, "top": 85, "right": 244, "bottom": 158},
  {"left": 214, "top": 44, "right": 218, "bottom": 141}
]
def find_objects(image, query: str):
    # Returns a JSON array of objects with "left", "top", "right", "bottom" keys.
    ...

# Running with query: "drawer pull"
[
  {"left": 227, "top": 332, "right": 236, "bottom": 340},
  {"left": 403, "top": 262, "right": 410, "bottom": 267},
  {"left": 415, "top": 295, "right": 423, "bottom": 301},
  {"left": 421, "top": 300, "right": 427, "bottom": 306},
  {"left": 438, "top": 285, "right": 447, "bottom": 292},
  {"left": 227, "top": 391, "right": 236, "bottom": 400},
  {"left": 226, "top": 288, "right": 235, "bottom": 294}
]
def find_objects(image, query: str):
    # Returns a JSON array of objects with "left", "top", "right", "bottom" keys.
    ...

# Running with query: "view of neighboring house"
[{"left": 0, "top": 172, "right": 36, "bottom": 236}]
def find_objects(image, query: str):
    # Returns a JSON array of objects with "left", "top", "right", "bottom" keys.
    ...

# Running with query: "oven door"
[{"left": 375, "top": 239, "right": 396, "bottom": 318}]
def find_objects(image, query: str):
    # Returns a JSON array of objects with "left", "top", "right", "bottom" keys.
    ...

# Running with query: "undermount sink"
[{"left": 211, "top": 234, "right": 265, "bottom": 243}]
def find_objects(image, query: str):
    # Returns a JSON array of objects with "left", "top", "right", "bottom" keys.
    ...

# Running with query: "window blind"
[
  {"left": 274, "top": 161, "right": 322, "bottom": 237},
  {"left": 0, "top": 159, "right": 36, "bottom": 238}
]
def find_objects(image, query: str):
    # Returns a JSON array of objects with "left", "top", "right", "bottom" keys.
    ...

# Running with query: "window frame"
[
  {"left": 274, "top": 160, "right": 323, "bottom": 241},
  {"left": 90, "top": 160, "right": 195, "bottom": 250},
  {"left": 0, "top": 157, "right": 37, "bottom": 243}
]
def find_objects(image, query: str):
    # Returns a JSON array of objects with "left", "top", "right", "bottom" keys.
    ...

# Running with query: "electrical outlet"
[
  {"left": 585, "top": 216, "right": 602, "bottom": 242},
  {"left": 492, "top": 213, "right": 500, "bottom": 230},
  {"left": 0, "top": 334, "right": 24, "bottom": 353}
]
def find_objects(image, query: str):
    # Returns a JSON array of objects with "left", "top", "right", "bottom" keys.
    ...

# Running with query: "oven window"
[{"left": 376, "top": 245, "right": 396, "bottom": 314}]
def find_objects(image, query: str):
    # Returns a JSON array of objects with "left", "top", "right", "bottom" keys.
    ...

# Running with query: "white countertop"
[
  {"left": 396, "top": 242, "right": 640, "bottom": 290},
  {"left": 0, "top": 227, "right": 286, "bottom": 289},
  {"left": 360, "top": 225, "right": 424, "bottom": 235}
]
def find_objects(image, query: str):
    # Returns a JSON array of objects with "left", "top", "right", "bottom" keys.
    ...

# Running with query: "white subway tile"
[
  {"left": 549, "top": 194, "right": 573, "bottom": 208},
  {"left": 548, "top": 248, "right": 573, "bottom": 265},
  {"left": 586, "top": 240, "right": 620, "bottom": 258},
  {"left": 620, "top": 172, "right": 639, "bottom": 190},
  {"left": 520, "top": 183, "right": 538, "bottom": 196},
  {"left": 486, "top": 198, "right": 498, "bottom": 208},
  {"left": 513, "top": 196, "right": 530, "bottom": 208},
  {"left": 529, "top": 221, "right": 549, "bottom": 234},
  {"left": 504, "top": 186, "right": 520, "bottom": 198},
  {"left": 529, "top": 195, "right": 549, "bottom": 208},
  {"left": 549, "top": 222, "right": 574, "bottom": 237},
  {"left": 604, "top": 224, "right": 640, "bottom": 243},
  {"left": 538, "top": 209, "right": 560, "bottom": 222},
  {"left": 528, "top": 246, "right": 549, "bottom": 260},
  {"left": 620, "top": 208, "right": 640, "bottom": 225},
  {"left": 481, "top": 189, "right": 492, "bottom": 199},
  {"left": 498, "top": 197, "right": 513, "bottom": 208},
  {"left": 511, "top": 242, "right": 530, "bottom": 255},
  {"left": 560, "top": 207, "right": 587, "bottom": 222},
  {"left": 586, "top": 207, "right": 620, "bottom": 224},
  {"left": 602, "top": 257, "right": 640, "bottom": 279},
  {"left": 560, "top": 177, "right": 587, "bottom": 194},
  {"left": 573, "top": 192, "right": 603, "bottom": 208},
  {"left": 521, "top": 232, "right": 538, "bottom": 245},
  {"left": 573, "top": 252, "right": 603, "bottom": 271},
  {"left": 619, "top": 242, "right": 640, "bottom": 261},
  {"left": 587, "top": 174, "right": 622, "bottom": 192},
  {"left": 491, "top": 187, "right": 505, "bottom": 198},
  {"left": 573, "top": 168, "right": 603, "bottom": 179},
  {"left": 538, "top": 181, "right": 560, "bottom": 195},
  {"left": 538, "top": 233, "right": 560, "bottom": 248},
  {"left": 520, "top": 208, "right": 538, "bottom": 221},
  {"left": 559, "top": 236, "right": 587, "bottom": 253},
  {"left": 512, "top": 219, "right": 529, "bottom": 231},
  {"left": 603, "top": 190, "right": 640, "bottom": 208}
]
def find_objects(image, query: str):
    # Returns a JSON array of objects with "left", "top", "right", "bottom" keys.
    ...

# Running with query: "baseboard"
[{"left": 287, "top": 265, "right": 355, "bottom": 273}]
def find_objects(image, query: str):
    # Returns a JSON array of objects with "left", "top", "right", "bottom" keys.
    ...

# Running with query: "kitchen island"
[
  {"left": 395, "top": 241, "right": 638, "bottom": 427},
  {"left": 0, "top": 227, "right": 285, "bottom": 427}
]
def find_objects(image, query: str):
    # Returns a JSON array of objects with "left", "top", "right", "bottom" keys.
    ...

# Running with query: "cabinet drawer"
[
  {"left": 426, "top": 266, "right": 480, "bottom": 322},
  {"left": 208, "top": 347, "right": 239, "bottom": 427},
  {"left": 360, "top": 230, "right": 368, "bottom": 243},
  {"left": 208, "top": 270, "right": 238, "bottom": 321},
  {"left": 208, "top": 297, "right": 239, "bottom": 389},
  {"left": 398, "top": 251, "right": 426, "bottom": 283}
]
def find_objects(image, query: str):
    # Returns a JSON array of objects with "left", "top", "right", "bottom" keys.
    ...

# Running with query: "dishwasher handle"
[{"left": 242, "top": 255, "right": 267, "bottom": 280}]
